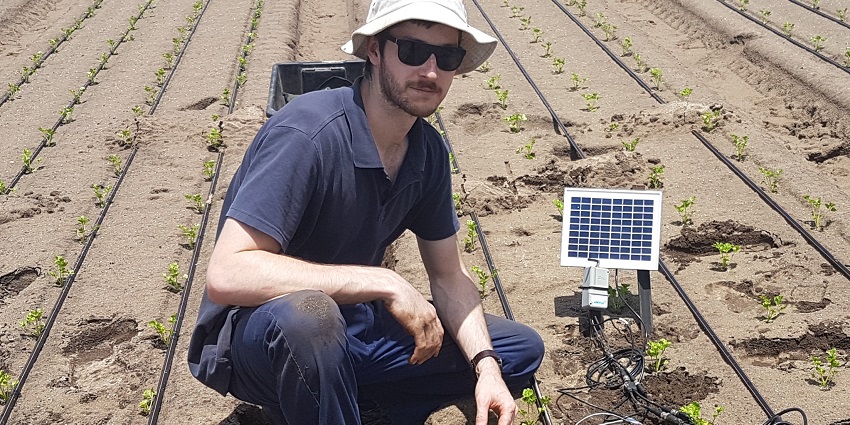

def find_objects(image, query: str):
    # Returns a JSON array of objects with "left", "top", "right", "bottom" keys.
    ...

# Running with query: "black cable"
[{"left": 762, "top": 407, "right": 808, "bottom": 425}]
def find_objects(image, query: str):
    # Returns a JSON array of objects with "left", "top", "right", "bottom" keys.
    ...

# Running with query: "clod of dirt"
[
  {"left": 0, "top": 266, "right": 40, "bottom": 299},
  {"left": 518, "top": 151, "right": 647, "bottom": 192},
  {"left": 665, "top": 220, "right": 782, "bottom": 256},
  {"left": 183, "top": 97, "right": 219, "bottom": 110},
  {"left": 62, "top": 317, "right": 139, "bottom": 363},
  {"left": 730, "top": 322, "right": 850, "bottom": 359}
]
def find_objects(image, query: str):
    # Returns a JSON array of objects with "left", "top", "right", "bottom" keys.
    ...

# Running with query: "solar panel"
[{"left": 560, "top": 188, "right": 662, "bottom": 271}]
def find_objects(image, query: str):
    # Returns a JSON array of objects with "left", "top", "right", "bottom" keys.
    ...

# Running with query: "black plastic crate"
[{"left": 266, "top": 60, "right": 366, "bottom": 117}]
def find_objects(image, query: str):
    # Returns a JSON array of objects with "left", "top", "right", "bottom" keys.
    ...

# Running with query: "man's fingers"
[{"left": 474, "top": 402, "right": 489, "bottom": 425}]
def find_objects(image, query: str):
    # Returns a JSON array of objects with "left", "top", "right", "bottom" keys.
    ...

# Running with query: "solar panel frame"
[{"left": 560, "top": 187, "right": 662, "bottom": 271}]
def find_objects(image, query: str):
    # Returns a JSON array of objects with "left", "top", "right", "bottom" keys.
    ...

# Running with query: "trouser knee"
[{"left": 261, "top": 290, "right": 346, "bottom": 348}]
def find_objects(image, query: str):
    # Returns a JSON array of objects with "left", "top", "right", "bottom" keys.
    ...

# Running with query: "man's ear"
[{"left": 366, "top": 36, "right": 381, "bottom": 68}]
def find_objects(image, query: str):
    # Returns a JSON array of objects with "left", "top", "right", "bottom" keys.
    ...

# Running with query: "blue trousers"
[{"left": 227, "top": 290, "right": 544, "bottom": 425}]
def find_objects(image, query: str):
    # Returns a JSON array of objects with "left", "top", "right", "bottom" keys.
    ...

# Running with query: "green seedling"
[
  {"left": 760, "top": 294, "right": 787, "bottom": 323},
  {"left": 203, "top": 160, "right": 216, "bottom": 180},
  {"left": 452, "top": 192, "right": 462, "bottom": 214},
  {"left": 700, "top": 108, "right": 722, "bottom": 131},
  {"left": 712, "top": 242, "right": 740, "bottom": 271},
  {"left": 60, "top": 106, "right": 74, "bottom": 124},
  {"left": 19, "top": 308, "right": 45, "bottom": 336},
  {"left": 803, "top": 195, "right": 837, "bottom": 230},
  {"left": 22, "top": 148, "right": 40, "bottom": 174},
  {"left": 607, "top": 283, "right": 630, "bottom": 313},
  {"left": 139, "top": 388, "right": 156, "bottom": 416},
  {"left": 108, "top": 154, "right": 122, "bottom": 176},
  {"left": 739, "top": 0, "right": 749, "bottom": 11},
  {"left": 148, "top": 314, "right": 176, "bottom": 346},
  {"left": 144, "top": 86, "right": 158, "bottom": 105},
  {"left": 99, "top": 53, "right": 109, "bottom": 68},
  {"left": 531, "top": 27, "right": 543, "bottom": 43},
  {"left": 679, "top": 87, "right": 693, "bottom": 98},
  {"left": 760, "top": 9, "right": 771, "bottom": 24},
  {"left": 510, "top": 5, "right": 524, "bottom": 17},
  {"left": 220, "top": 88, "right": 231, "bottom": 105},
  {"left": 594, "top": 13, "right": 607, "bottom": 28},
  {"left": 503, "top": 113, "right": 527, "bottom": 133},
  {"left": 553, "top": 199, "right": 564, "bottom": 216},
  {"left": 485, "top": 74, "right": 501, "bottom": 90},
  {"left": 570, "top": 73, "right": 588, "bottom": 91},
  {"left": 576, "top": 0, "right": 587, "bottom": 16},
  {"left": 49, "top": 255, "right": 73, "bottom": 287},
  {"left": 207, "top": 127, "right": 223, "bottom": 150},
  {"left": 674, "top": 196, "right": 696, "bottom": 225},
  {"left": 646, "top": 338, "right": 671, "bottom": 372},
  {"left": 87, "top": 68, "right": 97, "bottom": 84},
  {"left": 680, "top": 402, "right": 725, "bottom": 425},
  {"left": 0, "top": 180, "right": 11, "bottom": 194},
  {"left": 552, "top": 57, "right": 565, "bottom": 74},
  {"left": 128, "top": 15, "right": 138, "bottom": 30},
  {"left": 811, "top": 35, "right": 827, "bottom": 52},
  {"left": 49, "top": 38, "right": 59, "bottom": 48},
  {"left": 758, "top": 167, "right": 782, "bottom": 193},
  {"left": 811, "top": 348, "right": 840, "bottom": 389},
  {"left": 164, "top": 262, "right": 187, "bottom": 292},
  {"left": 838, "top": 8, "right": 847, "bottom": 21},
  {"left": 107, "top": 39, "right": 116, "bottom": 50},
  {"left": 163, "top": 52, "right": 174, "bottom": 69},
  {"left": 518, "top": 388, "right": 551, "bottom": 425},
  {"left": 92, "top": 183, "right": 111, "bottom": 207},
  {"left": 649, "top": 67, "right": 663, "bottom": 90},
  {"left": 731, "top": 134, "right": 748, "bottom": 161},
  {"left": 602, "top": 23, "right": 618, "bottom": 41},
  {"left": 30, "top": 51, "right": 44, "bottom": 67},
  {"left": 70, "top": 87, "right": 85, "bottom": 104},
  {"left": 237, "top": 71, "right": 248, "bottom": 87},
  {"left": 812, "top": 0, "right": 820, "bottom": 9},
  {"left": 185, "top": 193, "right": 205, "bottom": 213},
  {"left": 477, "top": 61, "right": 491, "bottom": 72},
  {"left": 132, "top": 105, "right": 144, "bottom": 116},
  {"left": 76, "top": 215, "right": 97, "bottom": 241},
  {"left": 648, "top": 165, "right": 664, "bottom": 189},
  {"left": 155, "top": 67, "right": 167, "bottom": 86},
  {"left": 449, "top": 152, "right": 458, "bottom": 173},
  {"left": 0, "top": 370, "right": 18, "bottom": 405},
  {"left": 607, "top": 123, "right": 620, "bottom": 133},
  {"left": 471, "top": 265, "right": 491, "bottom": 298},
  {"left": 621, "top": 36, "right": 633, "bottom": 56},
  {"left": 844, "top": 47, "right": 850, "bottom": 67},
  {"left": 21, "top": 66, "right": 34, "bottom": 82},
  {"left": 117, "top": 128, "right": 133, "bottom": 146},
  {"left": 541, "top": 41, "right": 552, "bottom": 58},
  {"left": 782, "top": 22, "right": 795, "bottom": 37},
  {"left": 179, "top": 223, "right": 200, "bottom": 248},
  {"left": 519, "top": 16, "right": 531, "bottom": 30},
  {"left": 39, "top": 127, "right": 56, "bottom": 146},
  {"left": 7, "top": 83, "right": 21, "bottom": 99},
  {"left": 621, "top": 137, "right": 640, "bottom": 152},
  {"left": 495, "top": 89, "right": 509, "bottom": 109},
  {"left": 463, "top": 220, "right": 477, "bottom": 252},
  {"left": 581, "top": 93, "right": 600, "bottom": 111},
  {"left": 634, "top": 53, "right": 647, "bottom": 72},
  {"left": 242, "top": 42, "right": 255, "bottom": 55},
  {"left": 516, "top": 138, "right": 536, "bottom": 159}
]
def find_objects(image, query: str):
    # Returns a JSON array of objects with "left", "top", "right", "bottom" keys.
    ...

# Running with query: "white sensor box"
[{"left": 581, "top": 266, "right": 609, "bottom": 309}]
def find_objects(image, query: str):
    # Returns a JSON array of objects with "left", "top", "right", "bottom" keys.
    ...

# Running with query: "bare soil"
[{"left": 2, "top": 0, "right": 850, "bottom": 424}]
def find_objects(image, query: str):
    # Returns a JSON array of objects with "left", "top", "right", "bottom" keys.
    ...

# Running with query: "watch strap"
[{"left": 471, "top": 349, "right": 502, "bottom": 377}]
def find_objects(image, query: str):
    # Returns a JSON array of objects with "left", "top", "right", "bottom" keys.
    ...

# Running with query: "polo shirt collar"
[{"left": 347, "top": 78, "right": 427, "bottom": 174}]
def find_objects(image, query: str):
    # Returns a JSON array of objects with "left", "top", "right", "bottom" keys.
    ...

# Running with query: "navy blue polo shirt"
[{"left": 188, "top": 78, "right": 460, "bottom": 395}]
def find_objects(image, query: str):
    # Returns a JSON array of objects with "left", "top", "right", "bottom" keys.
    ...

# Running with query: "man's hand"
[
  {"left": 474, "top": 359, "right": 517, "bottom": 425},
  {"left": 381, "top": 269, "right": 444, "bottom": 364}
]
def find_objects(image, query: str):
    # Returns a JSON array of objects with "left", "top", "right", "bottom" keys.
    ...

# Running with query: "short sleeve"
[
  {"left": 407, "top": 130, "right": 461, "bottom": 241},
  {"left": 226, "top": 125, "right": 320, "bottom": 251}
]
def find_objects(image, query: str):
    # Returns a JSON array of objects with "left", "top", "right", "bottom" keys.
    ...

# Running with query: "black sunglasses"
[{"left": 383, "top": 34, "right": 467, "bottom": 72}]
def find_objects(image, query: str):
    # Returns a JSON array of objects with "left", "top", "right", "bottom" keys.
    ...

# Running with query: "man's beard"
[{"left": 378, "top": 64, "right": 442, "bottom": 118}]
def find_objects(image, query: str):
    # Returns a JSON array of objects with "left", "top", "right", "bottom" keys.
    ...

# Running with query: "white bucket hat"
[{"left": 341, "top": 0, "right": 497, "bottom": 74}]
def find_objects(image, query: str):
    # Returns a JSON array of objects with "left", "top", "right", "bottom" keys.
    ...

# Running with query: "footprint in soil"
[{"left": 0, "top": 266, "right": 40, "bottom": 300}]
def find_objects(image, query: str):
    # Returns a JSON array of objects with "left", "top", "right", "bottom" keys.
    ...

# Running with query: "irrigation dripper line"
[
  {"left": 716, "top": 0, "right": 850, "bottom": 76},
  {"left": 147, "top": 150, "right": 223, "bottom": 424},
  {"left": 786, "top": 0, "right": 850, "bottom": 31},
  {"left": 0, "top": 145, "right": 139, "bottom": 425},
  {"left": 549, "top": 0, "right": 850, "bottom": 283},
  {"left": 657, "top": 260, "right": 776, "bottom": 418},
  {"left": 149, "top": 0, "right": 214, "bottom": 114},
  {"left": 228, "top": 0, "right": 264, "bottom": 115},
  {"left": 0, "top": 0, "right": 105, "bottom": 108},
  {"left": 471, "top": 0, "right": 584, "bottom": 161},
  {"left": 1, "top": 0, "right": 156, "bottom": 195}
]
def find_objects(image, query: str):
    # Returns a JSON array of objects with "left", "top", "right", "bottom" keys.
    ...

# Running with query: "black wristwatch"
[{"left": 471, "top": 349, "right": 502, "bottom": 378}]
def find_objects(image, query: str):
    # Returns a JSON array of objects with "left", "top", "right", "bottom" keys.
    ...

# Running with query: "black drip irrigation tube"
[
  {"left": 0, "top": 146, "right": 139, "bottom": 425},
  {"left": 146, "top": 151, "right": 223, "bottom": 424},
  {"left": 149, "top": 0, "right": 214, "bottom": 114},
  {"left": 228, "top": 0, "right": 264, "bottom": 115},
  {"left": 431, "top": 114, "right": 553, "bottom": 425},
  {"left": 716, "top": 0, "right": 850, "bottom": 75},
  {"left": 0, "top": 0, "right": 104, "bottom": 108},
  {"left": 786, "top": 0, "right": 850, "bottom": 31},
  {"left": 471, "top": 0, "right": 584, "bottom": 161},
  {"left": 1, "top": 0, "right": 155, "bottom": 194}
]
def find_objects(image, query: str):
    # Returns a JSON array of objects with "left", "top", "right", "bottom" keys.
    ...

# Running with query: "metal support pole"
[{"left": 637, "top": 270, "right": 653, "bottom": 336}]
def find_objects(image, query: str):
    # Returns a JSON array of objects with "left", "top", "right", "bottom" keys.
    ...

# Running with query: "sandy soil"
[{"left": 2, "top": 0, "right": 850, "bottom": 424}]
